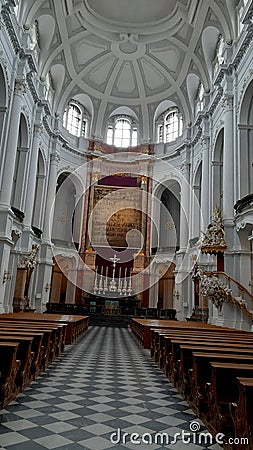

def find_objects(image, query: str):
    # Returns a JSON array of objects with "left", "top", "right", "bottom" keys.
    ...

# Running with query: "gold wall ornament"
[
  {"left": 139, "top": 175, "right": 148, "bottom": 185},
  {"left": 91, "top": 171, "right": 100, "bottom": 182}
]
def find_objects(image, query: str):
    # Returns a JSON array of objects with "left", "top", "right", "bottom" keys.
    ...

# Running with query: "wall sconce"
[
  {"left": 45, "top": 283, "right": 51, "bottom": 293},
  {"left": 174, "top": 290, "right": 180, "bottom": 300},
  {"left": 3, "top": 271, "right": 12, "bottom": 284}
]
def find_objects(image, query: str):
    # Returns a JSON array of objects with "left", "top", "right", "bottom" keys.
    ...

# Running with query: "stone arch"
[
  {"left": 0, "top": 64, "right": 7, "bottom": 108},
  {"left": 32, "top": 150, "right": 47, "bottom": 233},
  {"left": 192, "top": 161, "right": 202, "bottom": 239},
  {"left": 52, "top": 172, "right": 84, "bottom": 249},
  {"left": 212, "top": 128, "right": 224, "bottom": 212},
  {"left": 238, "top": 79, "right": 253, "bottom": 198},
  {"left": 152, "top": 179, "right": 181, "bottom": 254},
  {"left": 0, "top": 64, "right": 8, "bottom": 184},
  {"left": 11, "top": 113, "right": 30, "bottom": 214}
]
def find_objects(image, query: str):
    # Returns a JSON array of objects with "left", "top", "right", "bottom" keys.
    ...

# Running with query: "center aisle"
[{"left": 0, "top": 327, "right": 220, "bottom": 450}]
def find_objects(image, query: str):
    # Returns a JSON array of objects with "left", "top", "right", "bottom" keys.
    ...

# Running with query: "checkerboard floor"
[{"left": 0, "top": 327, "right": 222, "bottom": 449}]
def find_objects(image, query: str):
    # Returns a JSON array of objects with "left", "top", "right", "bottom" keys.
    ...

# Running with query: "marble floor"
[{"left": 0, "top": 326, "right": 222, "bottom": 449}]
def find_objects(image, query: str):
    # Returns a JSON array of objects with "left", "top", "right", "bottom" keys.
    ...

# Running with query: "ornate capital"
[
  {"left": 222, "top": 94, "right": 233, "bottom": 111},
  {"left": 34, "top": 123, "right": 43, "bottom": 136},
  {"left": 50, "top": 152, "right": 60, "bottom": 164},
  {"left": 201, "top": 135, "right": 210, "bottom": 148},
  {"left": 180, "top": 162, "right": 190, "bottom": 175},
  {"left": 14, "top": 79, "right": 27, "bottom": 96}
]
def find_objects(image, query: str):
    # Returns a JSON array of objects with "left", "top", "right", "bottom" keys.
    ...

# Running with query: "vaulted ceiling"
[{"left": 20, "top": 0, "right": 239, "bottom": 139}]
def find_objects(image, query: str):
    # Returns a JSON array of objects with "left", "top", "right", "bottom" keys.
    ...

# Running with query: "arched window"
[
  {"left": 157, "top": 108, "right": 183, "bottom": 143},
  {"left": 106, "top": 116, "right": 138, "bottom": 147},
  {"left": 63, "top": 101, "right": 89, "bottom": 138}
]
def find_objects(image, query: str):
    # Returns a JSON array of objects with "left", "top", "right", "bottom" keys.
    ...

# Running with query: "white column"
[
  {"left": 24, "top": 124, "right": 43, "bottom": 227},
  {"left": 222, "top": 94, "right": 234, "bottom": 221},
  {"left": 180, "top": 162, "right": 190, "bottom": 250},
  {"left": 201, "top": 136, "right": 210, "bottom": 231},
  {"left": 43, "top": 152, "right": 60, "bottom": 243},
  {"left": 0, "top": 79, "right": 26, "bottom": 207}
]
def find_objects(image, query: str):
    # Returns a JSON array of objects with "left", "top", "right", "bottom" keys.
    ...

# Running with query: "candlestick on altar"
[
  {"left": 118, "top": 267, "right": 122, "bottom": 295},
  {"left": 93, "top": 266, "right": 98, "bottom": 294},
  {"left": 103, "top": 266, "right": 108, "bottom": 294},
  {"left": 122, "top": 267, "right": 128, "bottom": 296},
  {"left": 127, "top": 270, "right": 132, "bottom": 296},
  {"left": 98, "top": 266, "right": 104, "bottom": 294}
]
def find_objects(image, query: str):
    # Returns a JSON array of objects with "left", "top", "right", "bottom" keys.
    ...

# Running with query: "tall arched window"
[
  {"left": 157, "top": 108, "right": 183, "bottom": 143},
  {"left": 106, "top": 116, "right": 138, "bottom": 147},
  {"left": 63, "top": 101, "right": 89, "bottom": 138}
]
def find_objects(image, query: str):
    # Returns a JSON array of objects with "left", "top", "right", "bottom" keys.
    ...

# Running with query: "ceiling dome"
[
  {"left": 24, "top": 0, "right": 234, "bottom": 138},
  {"left": 85, "top": 0, "right": 177, "bottom": 25}
]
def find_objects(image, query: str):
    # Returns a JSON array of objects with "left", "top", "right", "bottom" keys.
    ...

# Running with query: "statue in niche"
[{"left": 16, "top": 245, "right": 39, "bottom": 311}]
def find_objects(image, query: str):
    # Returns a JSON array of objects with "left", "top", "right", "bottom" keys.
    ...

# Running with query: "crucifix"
[
  {"left": 108, "top": 254, "right": 120, "bottom": 293},
  {"left": 109, "top": 254, "right": 120, "bottom": 281}
]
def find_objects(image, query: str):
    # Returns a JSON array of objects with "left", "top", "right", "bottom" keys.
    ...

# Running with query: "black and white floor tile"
[{"left": 0, "top": 327, "right": 222, "bottom": 449}]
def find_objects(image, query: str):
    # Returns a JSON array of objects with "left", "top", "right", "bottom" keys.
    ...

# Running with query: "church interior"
[{"left": 0, "top": 0, "right": 253, "bottom": 448}]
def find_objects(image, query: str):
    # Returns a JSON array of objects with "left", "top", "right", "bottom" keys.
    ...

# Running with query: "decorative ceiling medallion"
[{"left": 111, "top": 35, "right": 146, "bottom": 61}]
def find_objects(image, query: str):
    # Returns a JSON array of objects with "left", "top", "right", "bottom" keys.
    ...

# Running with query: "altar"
[{"left": 78, "top": 146, "right": 154, "bottom": 307}]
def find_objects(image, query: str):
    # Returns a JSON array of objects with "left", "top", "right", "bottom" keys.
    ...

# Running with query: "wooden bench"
[
  {"left": 0, "top": 330, "right": 44, "bottom": 379},
  {"left": 0, "top": 313, "right": 89, "bottom": 345},
  {"left": 175, "top": 344, "right": 253, "bottom": 398},
  {"left": 0, "top": 322, "right": 66, "bottom": 361},
  {"left": 0, "top": 313, "right": 89, "bottom": 411},
  {"left": 0, "top": 342, "right": 20, "bottom": 409},
  {"left": 142, "top": 320, "right": 253, "bottom": 446},
  {"left": 162, "top": 332, "right": 253, "bottom": 378},
  {"left": 206, "top": 362, "right": 253, "bottom": 438},
  {"left": 188, "top": 354, "right": 253, "bottom": 418},
  {"left": 131, "top": 318, "right": 232, "bottom": 349},
  {"left": 0, "top": 335, "right": 33, "bottom": 390},
  {"left": 230, "top": 377, "right": 253, "bottom": 450}
]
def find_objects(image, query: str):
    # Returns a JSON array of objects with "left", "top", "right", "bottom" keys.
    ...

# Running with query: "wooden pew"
[
  {"left": 206, "top": 362, "right": 253, "bottom": 438},
  {"left": 230, "top": 377, "right": 253, "bottom": 450},
  {"left": 0, "top": 335, "right": 33, "bottom": 390},
  {"left": 0, "top": 313, "right": 89, "bottom": 345},
  {"left": 162, "top": 333, "right": 253, "bottom": 377},
  {"left": 0, "top": 330, "right": 44, "bottom": 379},
  {"left": 131, "top": 318, "right": 233, "bottom": 349},
  {"left": 0, "top": 313, "right": 89, "bottom": 411},
  {"left": 0, "top": 342, "right": 20, "bottom": 409},
  {"left": 142, "top": 320, "right": 253, "bottom": 446},
  {"left": 0, "top": 322, "right": 65, "bottom": 363},
  {"left": 189, "top": 354, "right": 253, "bottom": 419},
  {"left": 175, "top": 344, "right": 253, "bottom": 397}
]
